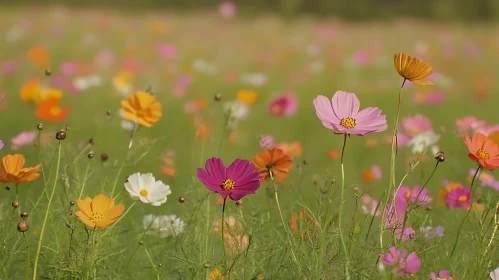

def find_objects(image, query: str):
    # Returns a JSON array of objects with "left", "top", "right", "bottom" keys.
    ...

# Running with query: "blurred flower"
[
  {"left": 0, "top": 154, "right": 41, "bottom": 183},
  {"left": 208, "top": 268, "right": 225, "bottom": 280},
  {"left": 276, "top": 141, "right": 303, "bottom": 158},
  {"left": 361, "top": 196, "right": 380, "bottom": 216},
  {"left": 121, "top": 91, "right": 162, "bottom": 128},
  {"left": 469, "top": 168, "right": 498, "bottom": 189},
  {"left": 193, "top": 115, "right": 212, "bottom": 140},
  {"left": 73, "top": 75, "right": 102, "bottom": 91},
  {"left": 430, "top": 270, "right": 454, "bottom": 280},
  {"left": 259, "top": 135, "right": 275, "bottom": 149},
  {"left": 143, "top": 214, "right": 184, "bottom": 238},
  {"left": 413, "top": 91, "right": 446, "bottom": 105},
  {"left": 407, "top": 131, "right": 440, "bottom": 155},
  {"left": 383, "top": 196, "right": 407, "bottom": 231},
  {"left": 395, "top": 185, "right": 432, "bottom": 208},
  {"left": 219, "top": 1, "right": 237, "bottom": 20},
  {"left": 184, "top": 98, "right": 209, "bottom": 114},
  {"left": 192, "top": 59, "right": 217, "bottom": 75},
  {"left": 59, "top": 61, "right": 79, "bottom": 76},
  {"left": 11, "top": 131, "right": 36, "bottom": 150},
  {"left": 328, "top": 149, "right": 339, "bottom": 160},
  {"left": 362, "top": 165, "right": 382, "bottom": 182},
  {"left": 465, "top": 133, "right": 499, "bottom": 170},
  {"left": 2, "top": 61, "right": 18, "bottom": 74},
  {"left": 253, "top": 148, "right": 293, "bottom": 182},
  {"left": 490, "top": 131, "right": 499, "bottom": 146},
  {"left": 420, "top": 226, "right": 444, "bottom": 239},
  {"left": 438, "top": 180, "right": 463, "bottom": 207},
  {"left": 36, "top": 97, "right": 70, "bottom": 122},
  {"left": 214, "top": 216, "right": 248, "bottom": 254},
  {"left": 446, "top": 186, "right": 471, "bottom": 209},
  {"left": 76, "top": 194, "right": 124, "bottom": 229},
  {"left": 395, "top": 226, "right": 416, "bottom": 241},
  {"left": 95, "top": 50, "right": 115, "bottom": 69},
  {"left": 157, "top": 43, "right": 177, "bottom": 60},
  {"left": 113, "top": 70, "right": 134, "bottom": 96},
  {"left": 27, "top": 45, "right": 50, "bottom": 70},
  {"left": 381, "top": 247, "right": 421, "bottom": 277},
  {"left": 394, "top": 52, "right": 433, "bottom": 85},
  {"left": 125, "top": 173, "right": 172, "bottom": 206},
  {"left": 237, "top": 90, "right": 258, "bottom": 105},
  {"left": 197, "top": 158, "right": 261, "bottom": 201},
  {"left": 268, "top": 93, "right": 298, "bottom": 117},
  {"left": 290, "top": 208, "right": 316, "bottom": 239},
  {"left": 456, "top": 116, "right": 486, "bottom": 136},
  {"left": 313, "top": 91, "right": 388, "bottom": 136},
  {"left": 161, "top": 166, "right": 176, "bottom": 177},
  {"left": 241, "top": 73, "right": 267, "bottom": 87},
  {"left": 491, "top": 267, "right": 499, "bottom": 280},
  {"left": 20, "top": 79, "right": 65, "bottom": 104}
]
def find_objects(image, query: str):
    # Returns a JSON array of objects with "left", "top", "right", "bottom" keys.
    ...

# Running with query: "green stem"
[
  {"left": 78, "top": 161, "right": 91, "bottom": 199},
  {"left": 483, "top": 201, "right": 499, "bottom": 258},
  {"left": 221, "top": 197, "right": 228, "bottom": 270},
  {"left": 124, "top": 215, "right": 158, "bottom": 269},
  {"left": 32, "top": 140, "right": 62, "bottom": 280},
  {"left": 450, "top": 165, "right": 481, "bottom": 257},
  {"left": 101, "top": 201, "right": 136, "bottom": 239},
  {"left": 110, "top": 124, "right": 138, "bottom": 197},
  {"left": 338, "top": 134, "right": 350, "bottom": 280},
  {"left": 23, "top": 232, "right": 30, "bottom": 280},
  {"left": 15, "top": 184, "right": 20, "bottom": 215},
  {"left": 143, "top": 246, "right": 159, "bottom": 280}
]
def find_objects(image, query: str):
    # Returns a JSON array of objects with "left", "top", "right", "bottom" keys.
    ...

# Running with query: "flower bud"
[
  {"left": 435, "top": 151, "right": 445, "bottom": 162},
  {"left": 235, "top": 200, "right": 243, "bottom": 206},
  {"left": 20, "top": 212, "right": 29, "bottom": 219},
  {"left": 12, "top": 201, "right": 19, "bottom": 208},
  {"left": 17, "top": 221, "right": 29, "bottom": 232},
  {"left": 101, "top": 153, "right": 109, "bottom": 161},
  {"left": 179, "top": 196, "right": 185, "bottom": 203},
  {"left": 37, "top": 123, "right": 43, "bottom": 130},
  {"left": 45, "top": 68, "right": 51, "bottom": 76},
  {"left": 55, "top": 130, "right": 67, "bottom": 140},
  {"left": 214, "top": 94, "right": 222, "bottom": 101}
]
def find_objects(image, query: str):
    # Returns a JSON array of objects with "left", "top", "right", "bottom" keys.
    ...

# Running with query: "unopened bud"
[{"left": 17, "top": 221, "right": 29, "bottom": 232}]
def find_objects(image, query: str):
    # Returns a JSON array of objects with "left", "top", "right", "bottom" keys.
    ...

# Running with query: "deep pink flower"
[
  {"left": 430, "top": 270, "right": 454, "bottom": 280},
  {"left": 446, "top": 187, "right": 471, "bottom": 209},
  {"left": 313, "top": 91, "right": 387, "bottom": 136},
  {"left": 381, "top": 246, "right": 421, "bottom": 277},
  {"left": 197, "top": 158, "right": 260, "bottom": 201},
  {"left": 383, "top": 196, "right": 407, "bottom": 231},
  {"left": 395, "top": 185, "right": 432, "bottom": 208},
  {"left": 268, "top": 94, "right": 298, "bottom": 117},
  {"left": 11, "top": 131, "right": 37, "bottom": 150},
  {"left": 395, "top": 226, "right": 416, "bottom": 241}
]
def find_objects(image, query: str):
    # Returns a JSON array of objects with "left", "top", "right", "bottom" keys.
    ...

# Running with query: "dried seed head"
[
  {"left": 100, "top": 153, "right": 109, "bottom": 161},
  {"left": 70, "top": 201, "right": 75, "bottom": 206},
  {"left": 68, "top": 210, "right": 73, "bottom": 215},
  {"left": 214, "top": 93, "right": 222, "bottom": 101},
  {"left": 45, "top": 68, "right": 51, "bottom": 76},
  {"left": 88, "top": 153, "right": 94, "bottom": 159},
  {"left": 179, "top": 196, "right": 185, "bottom": 203},
  {"left": 139, "top": 241, "right": 144, "bottom": 245},
  {"left": 65, "top": 125, "right": 71, "bottom": 131},
  {"left": 303, "top": 159, "right": 309, "bottom": 165},
  {"left": 55, "top": 130, "right": 67, "bottom": 140},
  {"left": 435, "top": 151, "right": 445, "bottom": 162},
  {"left": 12, "top": 201, "right": 19, "bottom": 208},
  {"left": 36, "top": 123, "right": 44, "bottom": 130},
  {"left": 20, "top": 212, "right": 29, "bottom": 219},
  {"left": 203, "top": 263, "right": 210, "bottom": 268},
  {"left": 321, "top": 188, "right": 327, "bottom": 194},
  {"left": 17, "top": 221, "right": 29, "bottom": 232}
]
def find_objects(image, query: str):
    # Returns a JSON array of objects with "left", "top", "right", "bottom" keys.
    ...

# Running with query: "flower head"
[
  {"left": 383, "top": 196, "right": 407, "bottom": 231},
  {"left": 407, "top": 131, "right": 440, "bottom": 155},
  {"left": 381, "top": 246, "right": 421, "bottom": 277},
  {"left": 143, "top": 214, "right": 184, "bottom": 238},
  {"left": 420, "top": 226, "right": 444, "bottom": 239},
  {"left": 395, "top": 226, "right": 416, "bottom": 241},
  {"left": 75, "top": 194, "right": 124, "bottom": 229},
  {"left": 197, "top": 158, "right": 261, "bottom": 201},
  {"left": 446, "top": 186, "right": 471, "bottom": 209},
  {"left": 394, "top": 53, "right": 433, "bottom": 85},
  {"left": 259, "top": 135, "right": 275, "bottom": 149},
  {"left": 491, "top": 267, "right": 499, "bottom": 280},
  {"left": 362, "top": 165, "right": 382, "bottom": 182},
  {"left": 395, "top": 185, "right": 432, "bottom": 208},
  {"left": 430, "top": 270, "right": 454, "bottom": 280},
  {"left": 125, "top": 173, "right": 172, "bottom": 206},
  {"left": 275, "top": 141, "right": 303, "bottom": 158},
  {"left": 268, "top": 93, "right": 298, "bottom": 117},
  {"left": 36, "top": 97, "right": 70, "bottom": 122},
  {"left": 252, "top": 148, "right": 293, "bottom": 182},
  {"left": 313, "top": 91, "right": 387, "bottom": 136},
  {"left": 208, "top": 268, "right": 225, "bottom": 280},
  {"left": 121, "top": 91, "right": 162, "bottom": 128},
  {"left": 113, "top": 70, "right": 134, "bottom": 96},
  {"left": 0, "top": 154, "right": 41, "bottom": 183},
  {"left": 11, "top": 131, "right": 37, "bottom": 150},
  {"left": 465, "top": 132, "right": 499, "bottom": 170},
  {"left": 361, "top": 196, "right": 380, "bottom": 216}
]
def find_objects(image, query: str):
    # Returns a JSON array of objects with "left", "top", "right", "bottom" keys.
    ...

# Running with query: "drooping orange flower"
[
  {"left": 75, "top": 194, "right": 125, "bottom": 229},
  {"left": 27, "top": 45, "right": 50, "bottom": 70},
  {"left": 0, "top": 154, "right": 41, "bottom": 183},
  {"left": 36, "top": 97, "right": 70, "bottom": 122},
  {"left": 121, "top": 91, "right": 162, "bottom": 128},
  {"left": 252, "top": 148, "right": 293, "bottom": 182},
  {"left": 394, "top": 53, "right": 433, "bottom": 85},
  {"left": 465, "top": 132, "right": 499, "bottom": 170}
]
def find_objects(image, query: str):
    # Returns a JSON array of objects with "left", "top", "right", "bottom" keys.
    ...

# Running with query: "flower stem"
[
  {"left": 110, "top": 124, "right": 138, "bottom": 198},
  {"left": 32, "top": 139, "right": 62, "bottom": 280},
  {"left": 450, "top": 165, "right": 482, "bottom": 257},
  {"left": 15, "top": 184, "right": 20, "bottom": 215},
  {"left": 339, "top": 134, "right": 350, "bottom": 280},
  {"left": 380, "top": 78, "right": 406, "bottom": 250},
  {"left": 23, "top": 232, "right": 30, "bottom": 280},
  {"left": 124, "top": 215, "right": 158, "bottom": 269},
  {"left": 483, "top": 201, "right": 499, "bottom": 259},
  {"left": 221, "top": 197, "right": 228, "bottom": 271},
  {"left": 143, "top": 246, "right": 160, "bottom": 280},
  {"left": 409, "top": 161, "right": 440, "bottom": 212},
  {"left": 101, "top": 201, "right": 136, "bottom": 239}
]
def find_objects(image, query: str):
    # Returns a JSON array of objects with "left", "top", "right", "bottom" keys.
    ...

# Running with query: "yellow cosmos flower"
[
  {"left": 237, "top": 90, "right": 258, "bottom": 104},
  {"left": 113, "top": 70, "right": 134, "bottom": 95},
  {"left": 394, "top": 53, "right": 433, "bottom": 85},
  {"left": 0, "top": 154, "right": 41, "bottom": 184},
  {"left": 208, "top": 268, "right": 224, "bottom": 280},
  {"left": 121, "top": 91, "right": 162, "bottom": 128},
  {"left": 75, "top": 194, "right": 125, "bottom": 229},
  {"left": 20, "top": 79, "right": 63, "bottom": 104}
]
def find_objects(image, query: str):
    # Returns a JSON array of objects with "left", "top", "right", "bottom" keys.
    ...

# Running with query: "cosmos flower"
[
  {"left": 381, "top": 247, "right": 421, "bottom": 277},
  {"left": 362, "top": 165, "right": 382, "bottom": 182},
  {"left": 383, "top": 196, "right": 407, "bottom": 231},
  {"left": 469, "top": 168, "right": 498, "bottom": 189},
  {"left": 401, "top": 114, "right": 433, "bottom": 139},
  {"left": 121, "top": 91, "right": 162, "bottom": 128},
  {"left": 393, "top": 52, "right": 433, "bottom": 85},
  {"left": 275, "top": 141, "right": 303, "bottom": 158},
  {"left": 36, "top": 97, "right": 70, "bottom": 122},
  {"left": 253, "top": 148, "right": 293, "bottom": 182},
  {"left": 112, "top": 70, "right": 134, "bottom": 96},
  {"left": 313, "top": 91, "right": 388, "bottom": 136},
  {"left": 143, "top": 214, "right": 184, "bottom": 238},
  {"left": 259, "top": 135, "right": 275, "bottom": 149},
  {"left": 219, "top": 1, "right": 237, "bottom": 19},
  {"left": 407, "top": 131, "right": 440, "bottom": 155},
  {"left": 395, "top": 226, "right": 416, "bottom": 241},
  {"left": 237, "top": 90, "right": 258, "bottom": 105},
  {"left": 465, "top": 133, "right": 499, "bottom": 170},
  {"left": 0, "top": 154, "right": 41, "bottom": 183},
  {"left": 75, "top": 194, "right": 124, "bottom": 229},
  {"left": 361, "top": 196, "right": 380, "bottom": 216},
  {"left": 430, "top": 270, "right": 454, "bottom": 280},
  {"left": 224, "top": 101, "right": 249, "bottom": 121},
  {"left": 456, "top": 116, "right": 486, "bottom": 136},
  {"left": 446, "top": 187, "right": 471, "bottom": 209},
  {"left": 268, "top": 93, "right": 298, "bottom": 117},
  {"left": 197, "top": 158, "right": 261, "bottom": 201},
  {"left": 395, "top": 185, "right": 432, "bottom": 208},
  {"left": 491, "top": 267, "right": 499, "bottom": 280},
  {"left": 438, "top": 180, "right": 463, "bottom": 207},
  {"left": 27, "top": 45, "right": 50, "bottom": 70},
  {"left": 11, "top": 131, "right": 37, "bottom": 150},
  {"left": 208, "top": 268, "right": 225, "bottom": 280},
  {"left": 125, "top": 173, "right": 172, "bottom": 206}
]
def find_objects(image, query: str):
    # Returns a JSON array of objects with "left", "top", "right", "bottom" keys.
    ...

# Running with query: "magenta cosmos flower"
[
  {"left": 313, "top": 91, "right": 388, "bottom": 136},
  {"left": 268, "top": 93, "right": 298, "bottom": 117},
  {"left": 395, "top": 185, "right": 432, "bottom": 208},
  {"left": 430, "top": 270, "right": 454, "bottom": 280},
  {"left": 381, "top": 246, "right": 421, "bottom": 277},
  {"left": 446, "top": 186, "right": 471, "bottom": 209},
  {"left": 197, "top": 158, "right": 261, "bottom": 201}
]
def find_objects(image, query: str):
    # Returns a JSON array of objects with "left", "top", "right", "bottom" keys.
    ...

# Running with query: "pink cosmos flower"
[
  {"left": 353, "top": 51, "right": 371, "bottom": 66},
  {"left": 197, "top": 158, "right": 261, "bottom": 201},
  {"left": 446, "top": 187, "right": 471, "bottom": 209},
  {"left": 395, "top": 185, "right": 432, "bottom": 208},
  {"left": 157, "top": 44, "right": 177, "bottom": 60},
  {"left": 11, "top": 131, "right": 37, "bottom": 150},
  {"left": 383, "top": 196, "right": 407, "bottom": 231},
  {"left": 94, "top": 50, "right": 115, "bottom": 69},
  {"left": 268, "top": 93, "right": 298, "bottom": 117},
  {"left": 259, "top": 135, "right": 275, "bottom": 149},
  {"left": 313, "top": 91, "right": 388, "bottom": 136},
  {"left": 477, "top": 124, "right": 499, "bottom": 136},
  {"left": 381, "top": 247, "right": 421, "bottom": 277},
  {"left": 471, "top": 168, "right": 498, "bottom": 188},
  {"left": 402, "top": 114, "right": 433, "bottom": 137},
  {"left": 219, "top": 1, "right": 237, "bottom": 19},
  {"left": 0, "top": 140, "right": 4, "bottom": 150},
  {"left": 491, "top": 267, "right": 499, "bottom": 280},
  {"left": 456, "top": 116, "right": 486, "bottom": 135},
  {"left": 2, "top": 61, "right": 18, "bottom": 74},
  {"left": 59, "top": 61, "right": 79, "bottom": 76},
  {"left": 361, "top": 196, "right": 380, "bottom": 216},
  {"left": 430, "top": 270, "right": 454, "bottom": 280},
  {"left": 395, "top": 226, "right": 416, "bottom": 241},
  {"left": 413, "top": 91, "right": 446, "bottom": 105}
]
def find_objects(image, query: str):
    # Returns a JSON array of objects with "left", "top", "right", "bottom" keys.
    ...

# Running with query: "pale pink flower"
[
  {"left": 219, "top": 1, "right": 237, "bottom": 19},
  {"left": 157, "top": 44, "right": 177, "bottom": 60},
  {"left": 381, "top": 247, "right": 421, "bottom": 277},
  {"left": 259, "top": 135, "right": 275, "bottom": 149},
  {"left": 361, "top": 196, "right": 380, "bottom": 216},
  {"left": 456, "top": 116, "right": 486, "bottom": 135},
  {"left": 395, "top": 185, "right": 432, "bottom": 208},
  {"left": 353, "top": 51, "right": 371, "bottom": 66},
  {"left": 11, "top": 131, "right": 37, "bottom": 150},
  {"left": 395, "top": 226, "right": 416, "bottom": 241}
]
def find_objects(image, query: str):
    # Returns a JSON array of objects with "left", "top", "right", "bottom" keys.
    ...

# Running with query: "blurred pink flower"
[
  {"left": 259, "top": 135, "right": 274, "bottom": 149},
  {"left": 477, "top": 124, "right": 499, "bottom": 136},
  {"left": 361, "top": 196, "right": 379, "bottom": 216},
  {"left": 381, "top": 247, "right": 421, "bottom": 277},
  {"left": 157, "top": 44, "right": 177, "bottom": 60},
  {"left": 353, "top": 51, "right": 370, "bottom": 66},
  {"left": 446, "top": 187, "right": 471, "bottom": 209},
  {"left": 471, "top": 168, "right": 498, "bottom": 189},
  {"left": 12, "top": 131, "right": 37, "bottom": 150},
  {"left": 395, "top": 185, "right": 432, "bottom": 208},
  {"left": 59, "top": 61, "right": 79, "bottom": 76},
  {"left": 402, "top": 114, "right": 433, "bottom": 138},
  {"left": 413, "top": 91, "right": 446, "bottom": 105},
  {"left": 456, "top": 116, "right": 486, "bottom": 135},
  {"left": 395, "top": 226, "right": 416, "bottom": 241},
  {"left": 420, "top": 226, "right": 444, "bottom": 239},
  {"left": 2, "top": 61, "right": 18, "bottom": 74},
  {"left": 219, "top": 1, "right": 237, "bottom": 20},
  {"left": 268, "top": 93, "right": 298, "bottom": 117},
  {"left": 383, "top": 196, "right": 407, "bottom": 231},
  {"left": 430, "top": 270, "right": 454, "bottom": 280},
  {"left": 94, "top": 50, "right": 115, "bottom": 68}
]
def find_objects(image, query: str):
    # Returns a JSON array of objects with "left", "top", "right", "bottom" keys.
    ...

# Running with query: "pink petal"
[
  {"left": 331, "top": 91, "right": 360, "bottom": 119},
  {"left": 313, "top": 95, "right": 340, "bottom": 129}
]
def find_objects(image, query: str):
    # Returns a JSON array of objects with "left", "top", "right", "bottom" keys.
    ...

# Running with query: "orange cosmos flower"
[
  {"left": 121, "top": 91, "right": 162, "bottom": 128},
  {"left": 465, "top": 132, "right": 499, "bottom": 170},
  {"left": 394, "top": 53, "right": 433, "bottom": 85},
  {"left": 36, "top": 97, "right": 70, "bottom": 122},
  {"left": 75, "top": 194, "right": 125, "bottom": 229},
  {"left": 0, "top": 154, "right": 41, "bottom": 184},
  {"left": 27, "top": 45, "right": 50, "bottom": 70},
  {"left": 252, "top": 148, "right": 293, "bottom": 182}
]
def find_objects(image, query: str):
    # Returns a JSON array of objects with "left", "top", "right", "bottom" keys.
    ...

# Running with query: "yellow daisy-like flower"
[
  {"left": 237, "top": 90, "right": 258, "bottom": 104},
  {"left": 121, "top": 91, "right": 162, "bottom": 128},
  {"left": 394, "top": 53, "right": 433, "bottom": 85}
]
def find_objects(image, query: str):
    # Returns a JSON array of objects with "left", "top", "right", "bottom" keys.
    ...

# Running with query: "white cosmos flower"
[
  {"left": 241, "top": 73, "right": 267, "bottom": 87},
  {"left": 143, "top": 214, "right": 185, "bottom": 238},
  {"left": 223, "top": 101, "right": 249, "bottom": 120},
  {"left": 407, "top": 131, "right": 440, "bottom": 155},
  {"left": 125, "top": 173, "right": 171, "bottom": 206}
]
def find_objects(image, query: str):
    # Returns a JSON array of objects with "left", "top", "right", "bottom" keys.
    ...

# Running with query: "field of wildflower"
[{"left": 2, "top": 4, "right": 499, "bottom": 280}]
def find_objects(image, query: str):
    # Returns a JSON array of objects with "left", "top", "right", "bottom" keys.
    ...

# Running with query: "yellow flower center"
[
  {"left": 50, "top": 107, "right": 61, "bottom": 116},
  {"left": 458, "top": 195, "right": 468, "bottom": 202},
  {"left": 405, "top": 191, "right": 411, "bottom": 201},
  {"left": 477, "top": 149, "right": 489, "bottom": 160},
  {"left": 140, "top": 189, "right": 148, "bottom": 197},
  {"left": 221, "top": 179, "right": 235, "bottom": 190},
  {"left": 340, "top": 117, "right": 356, "bottom": 129},
  {"left": 90, "top": 212, "right": 104, "bottom": 222}
]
